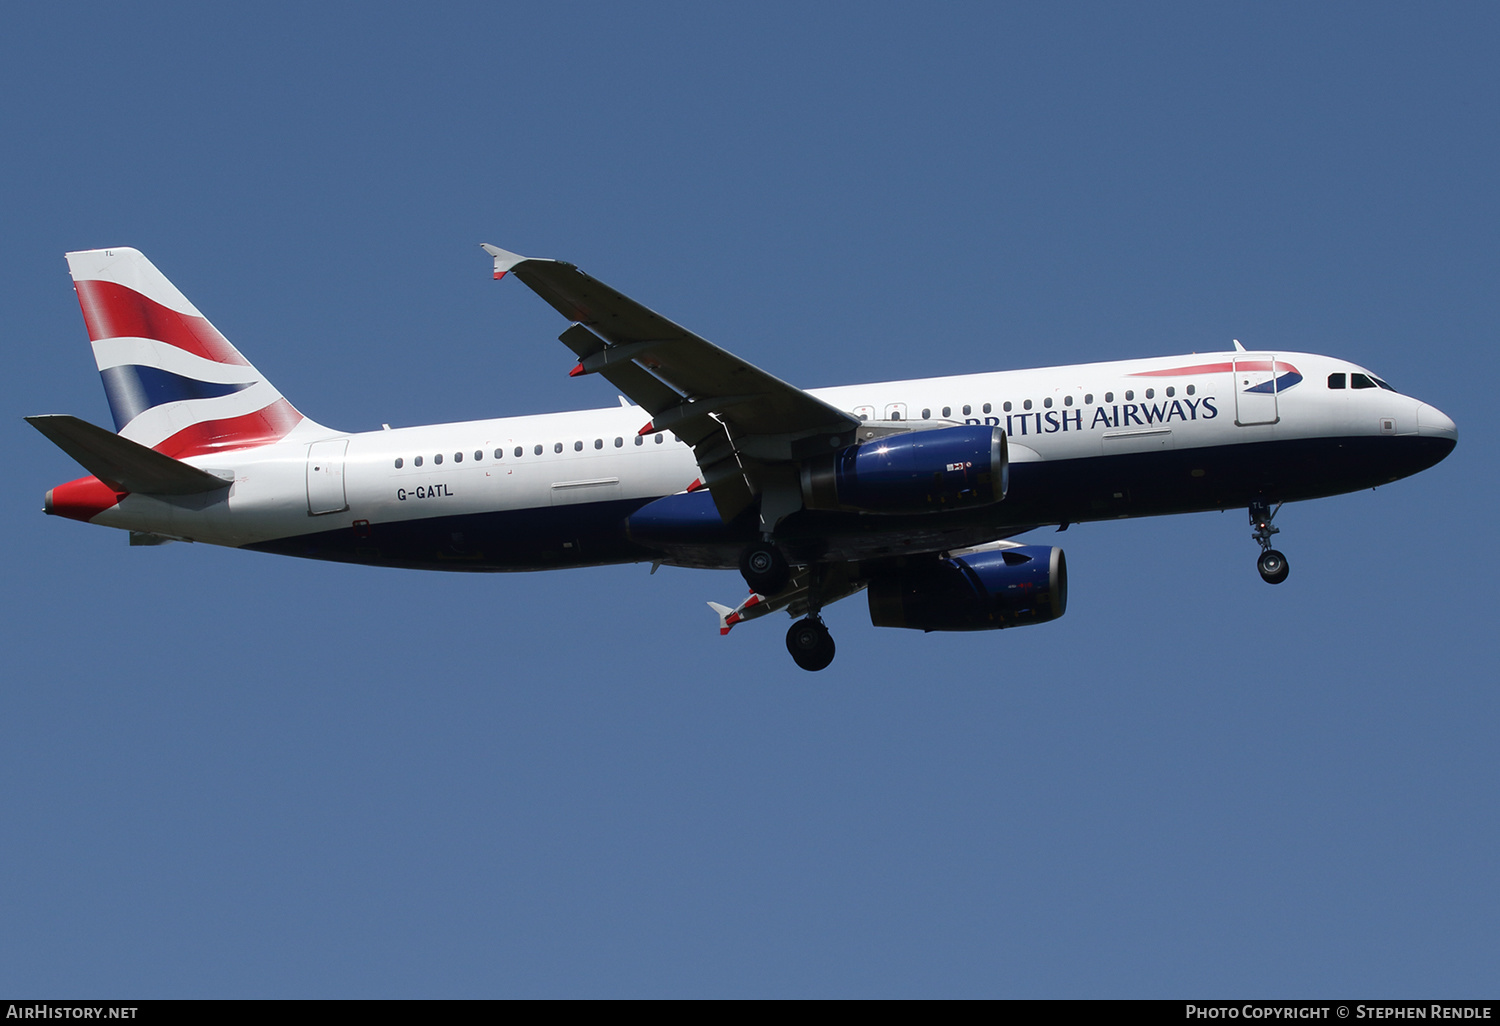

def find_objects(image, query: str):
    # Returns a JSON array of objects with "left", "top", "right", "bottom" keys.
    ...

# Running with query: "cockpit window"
[
  {"left": 1327, "top": 373, "right": 1346, "bottom": 389},
  {"left": 1374, "top": 377, "right": 1397, "bottom": 392},
  {"left": 1351, "top": 373, "right": 1376, "bottom": 389}
]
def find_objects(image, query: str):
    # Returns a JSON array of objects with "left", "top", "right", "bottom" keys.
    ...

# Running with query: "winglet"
[
  {"left": 707, "top": 601, "right": 738, "bottom": 636},
  {"left": 480, "top": 243, "right": 528, "bottom": 280}
]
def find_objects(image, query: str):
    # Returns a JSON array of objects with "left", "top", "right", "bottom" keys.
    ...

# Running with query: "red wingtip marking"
[
  {"left": 493, "top": 271, "right": 506, "bottom": 280},
  {"left": 569, "top": 363, "right": 585, "bottom": 377},
  {"left": 686, "top": 478, "right": 703, "bottom": 492},
  {"left": 638, "top": 421, "right": 655, "bottom": 436}
]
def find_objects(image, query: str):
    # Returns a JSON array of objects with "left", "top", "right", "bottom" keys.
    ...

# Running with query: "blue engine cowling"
[
  {"left": 867, "top": 545, "right": 1067, "bottom": 631},
  {"left": 801, "top": 424, "right": 1008, "bottom": 514}
]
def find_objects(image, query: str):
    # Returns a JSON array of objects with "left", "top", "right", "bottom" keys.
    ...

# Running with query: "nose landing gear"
[
  {"left": 786, "top": 616, "right": 836, "bottom": 672},
  {"left": 1250, "top": 500, "right": 1289, "bottom": 584}
]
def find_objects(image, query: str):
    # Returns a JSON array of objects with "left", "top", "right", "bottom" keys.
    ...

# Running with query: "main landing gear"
[
  {"left": 786, "top": 616, "right": 836, "bottom": 672},
  {"left": 745, "top": 549, "right": 837, "bottom": 672},
  {"left": 1249, "top": 500, "right": 1290, "bottom": 585},
  {"left": 740, "top": 539, "right": 790, "bottom": 595}
]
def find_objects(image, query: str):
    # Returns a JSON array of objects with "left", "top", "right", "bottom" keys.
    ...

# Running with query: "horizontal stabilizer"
[{"left": 26, "top": 414, "right": 232, "bottom": 495}]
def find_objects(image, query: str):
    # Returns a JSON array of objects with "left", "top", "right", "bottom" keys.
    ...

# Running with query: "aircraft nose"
[{"left": 1416, "top": 403, "right": 1457, "bottom": 441}]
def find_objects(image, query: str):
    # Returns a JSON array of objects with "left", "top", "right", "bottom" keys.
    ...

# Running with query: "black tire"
[
  {"left": 1257, "top": 549, "right": 1290, "bottom": 585},
  {"left": 786, "top": 618, "right": 836, "bottom": 671},
  {"left": 740, "top": 541, "right": 790, "bottom": 595}
]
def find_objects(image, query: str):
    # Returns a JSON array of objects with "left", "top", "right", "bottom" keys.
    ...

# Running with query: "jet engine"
[
  {"left": 800, "top": 424, "right": 1008, "bottom": 514},
  {"left": 867, "top": 545, "right": 1067, "bottom": 631}
]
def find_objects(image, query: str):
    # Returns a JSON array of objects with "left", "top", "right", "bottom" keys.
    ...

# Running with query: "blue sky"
[{"left": 1, "top": 3, "right": 1495, "bottom": 997}]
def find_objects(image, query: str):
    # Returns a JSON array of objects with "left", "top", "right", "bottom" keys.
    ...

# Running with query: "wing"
[
  {"left": 482, "top": 244, "right": 860, "bottom": 525},
  {"left": 708, "top": 561, "right": 867, "bottom": 635}
]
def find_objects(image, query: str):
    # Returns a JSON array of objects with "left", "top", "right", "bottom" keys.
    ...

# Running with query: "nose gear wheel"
[{"left": 1249, "top": 500, "right": 1290, "bottom": 584}]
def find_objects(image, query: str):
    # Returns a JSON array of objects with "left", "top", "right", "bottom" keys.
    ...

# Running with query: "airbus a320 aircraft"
[{"left": 31, "top": 246, "right": 1457, "bottom": 670}]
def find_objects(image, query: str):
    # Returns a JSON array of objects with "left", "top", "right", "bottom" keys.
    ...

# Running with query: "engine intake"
[
  {"left": 801, "top": 424, "right": 1008, "bottom": 514},
  {"left": 867, "top": 545, "right": 1067, "bottom": 631}
]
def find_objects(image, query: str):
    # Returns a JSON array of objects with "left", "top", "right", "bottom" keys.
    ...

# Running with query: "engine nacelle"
[
  {"left": 867, "top": 545, "right": 1067, "bottom": 631},
  {"left": 801, "top": 424, "right": 1008, "bottom": 514}
]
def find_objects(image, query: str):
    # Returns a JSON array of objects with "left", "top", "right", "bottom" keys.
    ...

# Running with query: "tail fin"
[{"left": 67, "top": 247, "right": 310, "bottom": 458}]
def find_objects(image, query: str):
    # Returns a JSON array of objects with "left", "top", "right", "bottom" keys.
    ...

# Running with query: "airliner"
[{"left": 30, "top": 246, "right": 1457, "bottom": 670}]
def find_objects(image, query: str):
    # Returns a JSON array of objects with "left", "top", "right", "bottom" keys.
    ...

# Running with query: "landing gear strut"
[
  {"left": 740, "top": 540, "right": 790, "bottom": 595},
  {"left": 1249, "top": 500, "right": 1289, "bottom": 585},
  {"left": 786, "top": 616, "right": 836, "bottom": 672}
]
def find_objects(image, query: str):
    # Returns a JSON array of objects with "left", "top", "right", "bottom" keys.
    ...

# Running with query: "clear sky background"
[{"left": 1, "top": 3, "right": 1495, "bottom": 998}]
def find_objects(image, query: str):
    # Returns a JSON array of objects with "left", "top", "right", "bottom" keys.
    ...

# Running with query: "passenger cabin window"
[
  {"left": 494, "top": 449, "right": 503, "bottom": 459},
  {"left": 1105, "top": 392, "right": 1114, "bottom": 403},
  {"left": 1328, "top": 373, "right": 1346, "bottom": 389},
  {"left": 414, "top": 456, "right": 423, "bottom": 467},
  {"left": 983, "top": 403, "right": 992, "bottom": 414},
  {"left": 1186, "top": 385, "right": 1195, "bottom": 396},
  {"left": 1145, "top": 389, "right": 1154, "bottom": 400},
  {"left": 434, "top": 454, "right": 443, "bottom": 465},
  {"left": 921, "top": 408, "right": 931, "bottom": 420},
  {"left": 554, "top": 442, "right": 563, "bottom": 453},
  {"left": 615, "top": 437, "right": 623, "bottom": 447},
  {"left": 635, "top": 436, "right": 643, "bottom": 446},
  {"left": 514, "top": 446, "right": 522, "bottom": 457},
  {"left": 454, "top": 452, "right": 462, "bottom": 462},
  {"left": 963, "top": 405, "right": 972, "bottom": 416},
  {"left": 574, "top": 441, "right": 583, "bottom": 451},
  {"left": 595, "top": 439, "right": 603, "bottom": 449},
  {"left": 1352, "top": 373, "right": 1376, "bottom": 389},
  {"left": 475, "top": 450, "right": 483, "bottom": 461},
  {"left": 1166, "top": 387, "right": 1175, "bottom": 398},
  {"left": 1043, "top": 398, "right": 1052, "bottom": 409},
  {"left": 1064, "top": 395, "right": 1073, "bottom": 407},
  {"left": 394, "top": 458, "right": 403, "bottom": 468},
  {"left": 942, "top": 406, "right": 951, "bottom": 418},
  {"left": 1085, "top": 394, "right": 1094, "bottom": 404},
  {"left": 655, "top": 434, "right": 663, "bottom": 443},
  {"left": 1003, "top": 401, "right": 1012, "bottom": 412},
  {"left": 1125, "top": 390, "right": 1134, "bottom": 401},
  {"left": 534, "top": 445, "right": 543, "bottom": 455}
]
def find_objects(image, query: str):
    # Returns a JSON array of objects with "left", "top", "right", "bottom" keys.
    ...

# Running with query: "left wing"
[{"left": 482, "top": 244, "right": 860, "bottom": 525}]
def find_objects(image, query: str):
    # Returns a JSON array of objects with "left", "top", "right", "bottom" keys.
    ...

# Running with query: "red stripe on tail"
[
  {"left": 151, "top": 398, "right": 303, "bottom": 458},
  {"left": 74, "top": 280, "right": 250, "bottom": 366}
]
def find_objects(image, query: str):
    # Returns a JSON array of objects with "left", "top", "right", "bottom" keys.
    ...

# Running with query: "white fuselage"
[{"left": 78, "top": 349, "right": 1456, "bottom": 563}]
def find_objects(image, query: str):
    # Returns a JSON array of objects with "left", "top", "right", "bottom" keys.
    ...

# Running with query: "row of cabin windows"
[
  {"left": 873, "top": 384, "right": 1199, "bottom": 422},
  {"left": 394, "top": 433, "right": 668, "bottom": 469},
  {"left": 393, "top": 377, "right": 1219, "bottom": 467},
  {"left": 1328, "top": 372, "right": 1396, "bottom": 392}
]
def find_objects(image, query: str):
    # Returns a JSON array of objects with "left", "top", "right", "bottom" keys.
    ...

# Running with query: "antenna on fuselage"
[{"left": 1232, "top": 339, "right": 1247, "bottom": 352}]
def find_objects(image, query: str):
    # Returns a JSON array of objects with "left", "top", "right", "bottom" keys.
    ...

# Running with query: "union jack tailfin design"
[{"left": 67, "top": 247, "right": 312, "bottom": 458}]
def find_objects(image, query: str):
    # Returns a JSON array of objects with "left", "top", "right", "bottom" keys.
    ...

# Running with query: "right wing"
[
  {"left": 708, "top": 561, "right": 868, "bottom": 635},
  {"left": 483, "top": 244, "right": 861, "bottom": 525}
]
